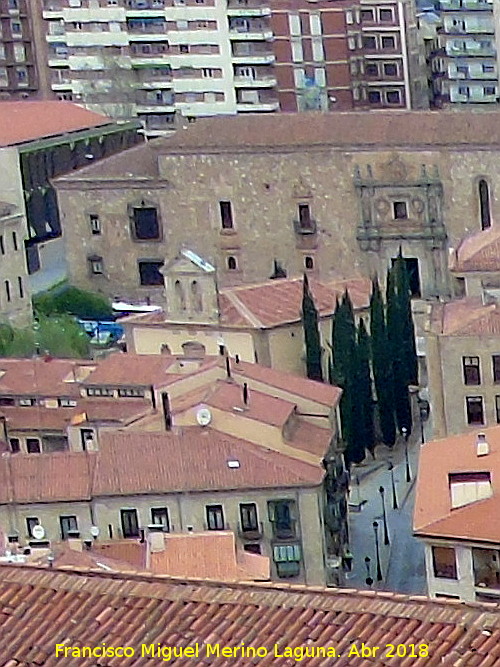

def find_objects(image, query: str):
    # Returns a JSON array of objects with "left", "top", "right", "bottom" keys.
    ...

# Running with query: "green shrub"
[{"left": 33, "top": 285, "right": 113, "bottom": 320}]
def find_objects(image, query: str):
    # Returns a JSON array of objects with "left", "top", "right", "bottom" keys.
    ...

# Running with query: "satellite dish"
[
  {"left": 32, "top": 525, "right": 45, "bottom": 540},
  {"left": 90, "top": 526, "right": 100, "bottom": 538},
  {"left": 196, "top": 407, "right": 212, "bottom": 427}
]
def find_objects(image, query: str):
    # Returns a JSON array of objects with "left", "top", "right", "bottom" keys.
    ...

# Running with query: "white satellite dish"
[
  {"left": 90, "top": 526, "right": 100, "bottom": 538},
  {"left": 32, "top": 525, "right": 45, "bottom": 540},
  {"left": 196, "top": 407, "right": 212, "bottom": 427}
]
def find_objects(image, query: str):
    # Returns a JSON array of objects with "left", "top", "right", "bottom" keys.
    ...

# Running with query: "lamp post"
[
  {"left": 372, "top": 522, "right": 382, "bottom": 582},
  {"left": 364, "top": 556, "right": 373, "bottom": 587},
  {"left": 402, "top": 426, "right": 411, "bottom": 483},
  {"left": 379, "top": 486, "right": 390, "bottom": 546},
  {"left": 388, "top": 462, "right": 398, "bottom": 510}
]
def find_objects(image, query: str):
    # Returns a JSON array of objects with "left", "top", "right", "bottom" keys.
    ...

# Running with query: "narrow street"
[{"left": 345, "top": 426, "right": 428, "bottom": 595}]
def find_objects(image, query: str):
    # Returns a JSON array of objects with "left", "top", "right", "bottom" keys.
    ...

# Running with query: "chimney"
[
  {"left": 67, "top": 531, "right": 83, "bottom": 552},
  {"left": 147, "top": 524, "right": 165, "bottom": 553},
  {"left": 161, "top": 392, "right": 172, "bottom": 430},
  {"left": 225, "top": 356, "right": 231, "bottom": 379},
  {"left": 243, "top": 382, "right": 249, "bottom": 406},
  {"left": 477, "top": 432, "right": 489, "bottom": 456}
]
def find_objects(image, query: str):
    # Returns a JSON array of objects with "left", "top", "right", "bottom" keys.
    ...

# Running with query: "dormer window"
[{"left": 449, "top": 471, "right": 492, "bottom": 509}]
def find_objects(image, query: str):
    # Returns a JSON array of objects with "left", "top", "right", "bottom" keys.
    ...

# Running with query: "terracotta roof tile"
[
  {"left": 451, "top": 226, "right": 500, "bottom": 273},
  {"left": 0, "top": 102, "right": 115, "bottom": 147},
  {"left": 430, "top": 298, "right": 500, "bottom": 336},
  {"left": 415, "top": 425, "right": 500, "bottom": 541},
  {"left": 0, "top": 358, "right": 93, "bottom": 396}
]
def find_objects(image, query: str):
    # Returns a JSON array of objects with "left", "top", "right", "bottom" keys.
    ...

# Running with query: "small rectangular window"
[
  {"left": 206, "top": 504, "right": 224, "bottom": 530},
  {"left": 464, "top": 356, "right": 481, "bottom": 385},
  {"left": 384, "top": 62, "right": 398, "bottom": 76},
  {"left": 379, "top": 8, "right": 393, "bottom": 21},
  {"left": 466, "top": 396, "right": 484, "bottom": 425},
  {"left": 0, "top": 236, "right": 4, "bottom": 255},
  {"left": 19, "top": 398, "right": 36, "bottom": 406},
  {"left": 365, "top": 63, "right": 379, "bottom": 76},
  {"left": 219, "top": 201, "right": 234, "bottom": 230},
  {"left": 393, "top": 201, "right": 408, "bottom": 219},
  {"left": 361, "top": 9, "right": 374, "bottom": 21},
  {"left": 26, "top": 517, "right": 39, "bottom": 538},
  {"left": 89, "top": 258, "right": 103, "bottom": 275},
  {"left": 151, "top": 507, "right": 170, "bottom": 531},
  {"left": 133, "top": 207, "right": 160, "bottom": 240},
  {"left": 382, "top": 35, "right": 395, "bottom": 49},
  {"left": 12, "top": 231, "right": 18, "bottom": 251},
  {"left": 80, "top": 428, "right": 93, "bottom": 451},
  {"left": 26, "top": 438, "right": 40, "bottom": 453},
  {"left": 240, "top": 503, "right": 258, "bottom": 532},
  {"left": 18, "top": 276, "right": 23, "bottom": 299},
  {"left": 432, "top": 546, "right": 457, "bottom": 579},
  {"left": 298, "top": 203, "right": 312, "bottom": 229},
  {"left": 363, "top": 35, "right": 377, "bottom": 49},
  {"left": 58, "top": 398, "right": 77, "bottom": 407},
  {"left": 9, "top": 438, "right": 20, "bottom": 453},
  {"left": 89, "top": 214, "right": 101, "bottom": 235},
  {"left": 121, "top": 508, "right": 140, "bottom": 538},
  {"left": 494, "top": 356, "right": 500, "bottom": 383},
  {"left": 60, "top": 515, "right": 78, "bottom": 540},
  {"left": 386, "top": 90, "right": 401, "bottom": 104},
  {"left": 368, "top": 90, "right": 381, "bottom": 103},
  {"left": 180, "top": 44, "right": 189, "bottom": 53},
  {"left": 138, "top": 260, "right": 164, "bottom": 286}
]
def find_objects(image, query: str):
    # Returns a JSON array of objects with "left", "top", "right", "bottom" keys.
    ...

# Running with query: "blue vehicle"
[{"left": 78, "top": 319, "right": 124, "bottom": 345}]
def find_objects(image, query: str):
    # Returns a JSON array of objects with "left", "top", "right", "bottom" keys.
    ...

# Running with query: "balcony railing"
[{"left": 238, "top": 521, "right": 263, "bottom": 540}]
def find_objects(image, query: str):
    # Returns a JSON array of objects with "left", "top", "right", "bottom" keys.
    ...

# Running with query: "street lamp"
[
  {"left": 388, "top": 462, "right": 398, "bottom": 510},
  {"left": 364, "top": 556, "right": 373, "bottom": 587},
  {"left": 402, "top": 426, "right": 412, "bottom": 483},
  {"left": 372, "top": 522, "right": 382, "bottom": 582},
  {"left": 379, "top": 486, "right": 390, "bottom": 546}
]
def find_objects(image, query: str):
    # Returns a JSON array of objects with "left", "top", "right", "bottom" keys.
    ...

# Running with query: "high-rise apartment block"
[
  {"left": 0, "top": 0, "right": 428, "bottom": 135},
  {"left": 428, "top": 0, "right": 498, "bottom": 106}
]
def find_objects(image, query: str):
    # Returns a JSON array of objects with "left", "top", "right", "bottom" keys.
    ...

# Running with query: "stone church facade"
[{"left": 53, "top": 112, "right": 500, "bottom": 302}]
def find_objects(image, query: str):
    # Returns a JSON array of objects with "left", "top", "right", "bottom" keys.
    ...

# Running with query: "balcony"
[
  {"left": 293, "top": 218, "right": 317, "bottom": 235},
  {"left": 230, "top": 28, "right": 273, "bottom": 40},
  {"left": 238, "top": 521, "right": 263, "bottom": 541},
  {"left": 232, "top": 51, "right": 275, "bottom": 64},
  {"left": 227, "top": 1, "right": 271, "bottom": 17},
  {"left": 234, "top": 74, "right": 276, "bottom": 87}
]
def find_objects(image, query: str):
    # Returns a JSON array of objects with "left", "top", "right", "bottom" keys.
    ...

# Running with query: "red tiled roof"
[
  {"left": 451, "top": 226, "right": 500, "bottom": 273},
  {"left": 1, "top": 565, "right": 500, "bottom": 665},
  {"left": 0, "top": 427, "right": 323, "bottom": 505},
  {"left": 430, "top": 298, "right": 500, "bottom": 336},
  {"left": 149, "top": 531, "right": 270, "bottom": 581},
  {"left": 0, "top": 358, "right": 92, "bottom": 396},
  {"left": 415, "top": 425, "right": 500, "bottom": 542},
  {"left": 0, "top": 102, "right": 114, "bottom": 147},
  {"left": 91, "top": 541, "right": 145, "bottom": 570},
  {"left": 30, "top": 544, "right": 136, "bottom": 572}
]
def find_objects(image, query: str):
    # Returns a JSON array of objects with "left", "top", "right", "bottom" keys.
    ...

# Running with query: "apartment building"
[
  {"left": 428, "top": 0, "right": 497, "bottom": 106},
  {"left": 0, "top": 351, "right": 348, "bottom": 586},
  {"left": 415, "top": 427, "right": 500, "bottom": 603},
  {"left": 0, "top": 0, "right": 53, "bottom": 100}
]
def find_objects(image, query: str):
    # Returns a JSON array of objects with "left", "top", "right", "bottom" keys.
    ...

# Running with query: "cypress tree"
[
  {"left": 395, "top": 250, "right": 419, "bottom": 386},
  {"left": 301, "top": 274, "right": 323, "bottom": 382},
  {"left": 370, "top": 278, "right": 396, "bottom": 446},
  {"left": 356, "top": 318, "right": 375, "bottom": 457},
  {"left": 386, "top": 265, "right": 412, "bottom": 433}
]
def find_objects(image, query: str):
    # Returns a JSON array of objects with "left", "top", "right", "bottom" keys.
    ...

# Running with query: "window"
[
  {"left": 393, "top": 201, "right": 408, "bottom": 220},
  {"left": 202, "top": 68, "right": 214, "bottom": 77},
  {"left": 60, "top": 515, "right": 78, "bottom": 540},
  {"left": 180, "top": 44, "right": 189, "bottom": 53},
  {"left": 86, "top": 387, "right": 114, "bottom": 397},
  {"left": 18, "top": 276, "right": 23, "bottom": 299},
  {"left": 382, "top": 35, "right": 395, "bottom": 49},
  {"left": 384, "top": 62, "right": 398, "bottom": 76},
  {"left": 10, "top": 20, "right": 21, "bottom": 34},
  {"left": 360, "top": 8, "right": 374, "bottom": 21},
  {"left": 0, "top": 397, "right": 14, "bottom": 406},
  {"left": 432, "top": 546, "right": 457, "bottom": 579},
  {"left": 368, "top": 90, "right": 381, "bottom": 103},
  {"left": 483, "top": 64, "right": 495, "bottom": 73},
  {"left": 121, "top": 509, "right": 140, "bottom": 538},
  {"left": 27, "top": 439, "right": 41, "bottom": 454},
  {"left": 240, "top": 503, "right": 258, "bottom": 532},
  {"left": 484, "top": 86, "right": 496, "bottom": 96},
  {"left": 9, "top": 438, "right": 20, "bottom": 453},
  {"left": 80, "top": 428, "right": 93, "bottom": 451},
  {"left": 463, "top": 356, "right": 481, "bottom": 385},
  {"left": 479, "top": 179, "right": 491, "bottom": 230},
  {"left": 89, "top": 257, "right": 103, "bottom": 275},
  {"left": 363, "top": 35, "right": 376, "bottom": 49},
  {"left": 386, "top": 90, "right": 401, "bottom": 104},
  {"left": 227, "top": 256, "right": 237, "bottom": 270},
  {"left": 191, "top": 280, "right": 202, "bottom": 312},
  {"left": 220, "top": 201, "right": 234, "bottom": 230},
  {"left": 174, "top": 280, "right": 186, "bottom": 311},
  {"left": 496, "top": 396, "right": 500, "bottom": 423},
  {"left": 138, "top": 260, "right": 164, "bottom": 286},
  {"left": 118, "top": 388, "right": 145, "bottom": 397},
  {"left": 457, "top": 65, "right": 468, "bottom": 75},
  {"left": 89, "top": 214, "right": 101, "bottom": 235},
  {"left": 305, "top": 255, "right": 314, "bottom": 270},
  {"left": 19, "top": 398, "right": 35, "bottom": 406},
  {"left": 133, "top": 206, "right": 160, "bottom": 240},
  {"left": 298, "top": 203, "right": 312, "bottom": 230},
  {"left": 11, "top": 231, "right": 17, "bottom": 251},
  {"left": 73, "top": 22, "right": 83, "bottom": 29},
  {"left": 379, "top": 8, "right": 393, "bottom": 21},
  {"left": 58, "top": 398, "right": 77, "bottom": 407},
  {"left": 26, "top": 517, "right": 39, "bottom": 538},
  {"left": 0, "top": 237, "right": 4, "bottom": 255},
  {"left": 273, "top": 544, "right": 301, "bottom": 578},
  {"left": 466, "top": 396, "right": 484, "bottom": 425},
  {"left": 268, "top": 500, "right": 296, "bottom": 538},
  {"left": 206, "top": 504, "right": 224, "bottom": 530},
  {"left": 493, "top": 356, "right": 500, "bottom": 383},
  {"left": 365, "top": 63, "right": 378, "bottom": 76},
  {"left": 4, "top": 280, "right": 10, "bottom": 303},
  {"left": 151, "top": 507, "right": 170, "bottom": 531},
  {"left": 244, "top": 543, "right": 261, "bottom": 554}
]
